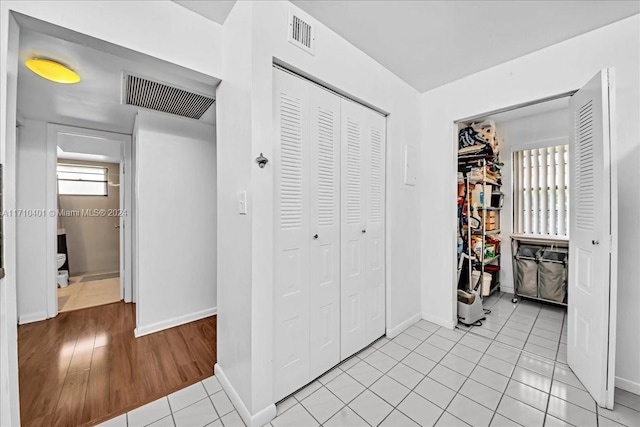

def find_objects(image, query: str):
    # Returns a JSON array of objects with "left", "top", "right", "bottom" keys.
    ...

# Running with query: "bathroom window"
[{"left": 57, "top": 164, "right": 108, "bottom": 196}]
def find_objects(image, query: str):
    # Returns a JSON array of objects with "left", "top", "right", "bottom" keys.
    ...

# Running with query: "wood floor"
[{"left": 18, "top": 302, "right": 216, "bottom": 427}]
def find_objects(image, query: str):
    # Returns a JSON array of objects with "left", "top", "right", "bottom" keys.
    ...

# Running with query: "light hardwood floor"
[
  {"left": 18, "top": 302, "right": 216, "bottom": 427},
  {"left": 58, "top": 275, "right": 120, "bottom": 312}
]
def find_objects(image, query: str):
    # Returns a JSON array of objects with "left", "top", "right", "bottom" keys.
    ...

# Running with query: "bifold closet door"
[
  {"left": 273, "top": 68, "right": 341, "bottom": 400},
  {"left": 340, "top": 99, "right": 386, "bottom": 359},
  {"left": 308, "top": 87, "right": 341, "bottom": 380}
]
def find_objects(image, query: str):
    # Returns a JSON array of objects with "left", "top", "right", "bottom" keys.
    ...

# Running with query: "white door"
[
  {"left": 363, "top": 109, "right": 386, "bottom": 345},
  {"left": 340, "top": 100, "right": 368, "bottom": 359},
  {"left": 273, "top": 69, "right": 312, "bottom": 400},
  {"left": 309, "top": 85, "right": 342, "bottom": 379},
  {"left": 568, "top": 68, "right": 618, "bottom": 408},
  {"left": 341, "top": 100, "right": 386, "bottom": 359}
]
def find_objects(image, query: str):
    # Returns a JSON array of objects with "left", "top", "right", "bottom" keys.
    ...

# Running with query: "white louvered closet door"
[
  {"left": 340, "top": 99, "right": 386, "bottom": 359},
  {"left": 567, "top": 69, "right": 617, "bottom": 409},
  {"left": 363, "top": 108, "right": 386, "bottom": 345},
  {"left": 273, "top": 69, "right": 312, "bottom": 401},
  {"left": 308, "top": 85, "right": 341, "bottom": 380}
]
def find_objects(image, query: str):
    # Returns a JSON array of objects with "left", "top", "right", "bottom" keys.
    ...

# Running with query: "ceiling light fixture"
[{"left": 25, "top": 58, "right": 81, "bottom": 84}]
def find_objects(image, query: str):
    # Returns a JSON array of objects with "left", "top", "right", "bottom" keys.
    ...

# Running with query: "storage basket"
[
  {"left": 538, "top": 249, "right": 568, "bottom": 303},
  {"left": 514, "top": 245, "right": 540, "bottom": 297}
]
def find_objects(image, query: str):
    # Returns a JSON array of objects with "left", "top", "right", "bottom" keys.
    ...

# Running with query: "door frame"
[
  {"left": 450, "top": 90, "right": 577, "bottom": 327},
  {"left": 449, "top": 83, "right": 618, "bottom": 404},
  {"left": 46, "top": 124, "right": 133, "bottom": 316}
]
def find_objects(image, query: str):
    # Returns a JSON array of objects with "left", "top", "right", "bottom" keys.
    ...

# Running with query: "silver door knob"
[
  {"left": 114, "top": 225, "right": 120, "bottom": 229},
  {"left": 592, "top": 240, "right": 599, "bottom": 245},
  {"left": 313, "top": 234, "right": 318, "bottom": 240},
  {"left": 361, "top": 228, "right": 366, "bottom": 234}
]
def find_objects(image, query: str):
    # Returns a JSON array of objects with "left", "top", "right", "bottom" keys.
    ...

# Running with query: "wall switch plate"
[{"left": 238, "top": 191, "right": 247, "bottom": 215}]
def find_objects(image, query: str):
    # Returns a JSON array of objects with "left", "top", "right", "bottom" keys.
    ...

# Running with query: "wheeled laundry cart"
[{"left": 511, "top": 234, "right": 569, "bottom": 306}]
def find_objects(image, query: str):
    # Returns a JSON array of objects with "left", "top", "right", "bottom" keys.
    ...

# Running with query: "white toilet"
[{"left": 57, "top": 254, "right": 69, "bottom": 288}]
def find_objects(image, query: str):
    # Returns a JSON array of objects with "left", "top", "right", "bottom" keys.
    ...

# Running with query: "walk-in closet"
[{"left": 455, "top": 97, "right": 573, "bottom": 363}]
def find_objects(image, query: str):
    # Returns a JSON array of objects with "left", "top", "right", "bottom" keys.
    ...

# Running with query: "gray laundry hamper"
[
  {"left": 514, "top": 245, "right": 540, "bottom": 297},
  {"left": 538, "top": 248, "right": 568, "bottom": 303}
]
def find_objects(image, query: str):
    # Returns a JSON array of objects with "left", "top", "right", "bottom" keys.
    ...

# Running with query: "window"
[
  {"left": 513, "top": 144, "right": 569, "bottom": 236},
  {"left": 57, "top": 164, "right": 108, "bottom": 196}
]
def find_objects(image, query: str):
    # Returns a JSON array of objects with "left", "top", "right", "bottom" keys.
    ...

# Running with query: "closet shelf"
[
  {"left": 466, "top": 177, "right": 501, "bottom": 186},
  {"left": 472, "top": 229, "right": 501, "bottom": 235}
]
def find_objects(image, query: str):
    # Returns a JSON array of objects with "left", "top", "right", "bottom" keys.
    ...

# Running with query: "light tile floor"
[
  {"left": 98, "top": 294, "right": 640, "bottom": 427},
  {"left": 459, "top": 292, "right": 568, "bottom": 363},
  {"left": 58, "top": 274, "right": 120, "bottom": 312}
]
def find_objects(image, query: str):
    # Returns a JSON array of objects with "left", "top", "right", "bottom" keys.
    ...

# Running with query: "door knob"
[
  {"left": 592, "top": 240, "right": 599, "bottom": 245},
  {"left": 114, "top": 225, "right": 120, "bottom": 229},
  {"left": 361, "top": 228, "right": 366, "bottom": 234},
  {"left": 313, "top": 234, "right": 318, "bottom": 240}
]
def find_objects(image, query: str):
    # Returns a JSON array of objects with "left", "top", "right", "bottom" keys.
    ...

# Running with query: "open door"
[{"left": 568, "top": 68, "right": 618, "bottom": 408}]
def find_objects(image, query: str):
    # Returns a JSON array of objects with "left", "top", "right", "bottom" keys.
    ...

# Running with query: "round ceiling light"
[{"left": 25, "top": 58, "right": 81, "bottom": 84}]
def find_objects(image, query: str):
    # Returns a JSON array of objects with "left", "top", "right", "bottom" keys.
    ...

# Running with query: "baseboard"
[
  {"left": 422, "top": 312, "right": 456, "bottom": 329},
  {"left": 134, "top": 306, "right": 216, "bottom": 337},
  {"left": 386, "top": 312, "right": 422, "bottom": 338},
  {"left": 215, "top": 363, "right": 276, "bottom": 427},
  {"left": 500, "top": 286, "right": 515, "bottom": 295},
  {"left": 615, "top": 376, "right": 640, "bottom": 394},
  {"left": 18, "top": 311, "right": 48, "bottom": 325}
]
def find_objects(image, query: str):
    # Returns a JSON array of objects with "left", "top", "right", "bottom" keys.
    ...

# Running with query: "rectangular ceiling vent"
[
  {"left": 122, "top": 73, "right": 215, "bottom": 120},
  {"left": 288, "top": 9, "right": 315, "bottom": 55}
]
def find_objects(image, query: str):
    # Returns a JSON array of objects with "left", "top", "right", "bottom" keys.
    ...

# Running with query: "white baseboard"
[
  {"left": 18, "top": 311, "right": 48, "bottom": 325},
  {"left": 386, "top": 312, "right": 422, "bottom": 338},
  {"left": 501, "top": 286, "right": 515, "bottom": 295},
  {"left": 215, "top": 363, "right": 276, "bottom": 427},
  {"left": 422, "top": 312, "right": 456, "bottom": 329},
  {"left": 134, "top": 307, "right": 216, "bottom": 337},
  {"left": 616, "top": 376, "right": 640, "bottom": 395}
]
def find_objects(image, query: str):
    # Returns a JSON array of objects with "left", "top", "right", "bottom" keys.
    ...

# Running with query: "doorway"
[
  {"left": 8, "top": 11, "right": 220, "bottom": 427},
  {"left": 452, "top": 70, "right": 618, "bottom": 408},
  {"left": 52, "top": 125, "right": 131, "bottom": 313}
]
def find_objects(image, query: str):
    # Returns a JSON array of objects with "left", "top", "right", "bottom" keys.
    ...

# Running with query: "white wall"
[
  {"left": 0, "top": 10, "right": 20, "bottom": 427},
  {"left": 216, "top": 1, "right": 422, "bottom": 424},
  {"left": 495, "top": 107, "right": 569, "bottom": 294},
  {"left": 420, "top": 15, "right": 640, "bottom": 392},
  {"left": 15, "top": 119, "right": 50, "bottom": 324},
  {"left": 1, "top": 3, "right": 224, "bottom": 423},
  {"left": 134, "top": 110, "right": 217, "bottom": 337}
]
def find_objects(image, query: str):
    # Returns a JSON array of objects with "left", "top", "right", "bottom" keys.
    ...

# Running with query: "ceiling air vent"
[
  {"left": 122, "top": 73, "right": 215, "bottom": 120},
  {"left": 288, "top": 10, "right": 315, "bottom": 55}
]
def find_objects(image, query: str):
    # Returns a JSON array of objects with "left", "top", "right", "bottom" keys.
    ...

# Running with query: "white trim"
[
  {"left": 45, "top": 125, "right": 58, "bottom": 318},
  {"left": 17, "top": 311, "right": 48, "bottom": 325},
  {"left": 215, "top": 363, "right": 276, "bottom": 427},
  {"left": 134, "top": 307, "right": 216, "bottom": 338},
  {"left": 615, "top": 376, "right": 640, "bottom": 395},
  {"left": 386, "top": 312, "right": 421, "bottom": 339},
  {"left": 422, "top": 312, "right": 456, "bottom": 329}
]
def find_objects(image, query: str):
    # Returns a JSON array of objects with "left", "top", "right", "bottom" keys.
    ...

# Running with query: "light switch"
[{"left": 238, "top": 191, "right": 247, "bottom": 215}]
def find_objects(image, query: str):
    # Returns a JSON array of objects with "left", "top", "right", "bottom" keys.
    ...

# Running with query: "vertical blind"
[{"left": 513, "top": 145, "right": 569, "bottom": 236}]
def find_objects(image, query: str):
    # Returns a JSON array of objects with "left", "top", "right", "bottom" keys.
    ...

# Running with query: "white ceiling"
[
  {"left": 17, "top": 17, "right": 219, "bottom": 136},
  {"left": 173, "top": 0, "right": 639, "bottom": 93}
]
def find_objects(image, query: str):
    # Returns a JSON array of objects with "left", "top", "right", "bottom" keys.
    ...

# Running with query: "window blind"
[{"left": 513, "top": 145, "right": 569, "bottom": 236}]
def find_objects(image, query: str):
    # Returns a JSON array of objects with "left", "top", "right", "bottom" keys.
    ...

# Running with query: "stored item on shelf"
[
  {"left": 485, "top": 244, "right": 496, "bottom": 258},
  {"left": 472, "top": 271, "right": 493, "bottom": 296},
  {"left": 491, "top": 192, "right": 504, "bottom": 208}
]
